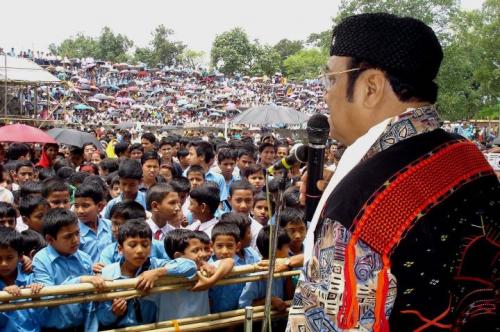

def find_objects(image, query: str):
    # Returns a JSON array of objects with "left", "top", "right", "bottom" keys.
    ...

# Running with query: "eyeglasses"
[{"left": 318, "top": 68, "right": 361, "bottom": 90}]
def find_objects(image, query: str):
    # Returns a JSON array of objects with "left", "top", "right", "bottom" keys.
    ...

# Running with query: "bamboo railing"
[{"left": 0, "top": 264, "right": 300, "bottom": 312}]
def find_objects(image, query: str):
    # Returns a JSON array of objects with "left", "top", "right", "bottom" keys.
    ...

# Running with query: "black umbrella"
[
  {"left": 47, "top": 128, "right": 103, "bottom": 151},
  {"left": 231, "top": 104, "right": 309, "bottom": 125},
  {"left": 115, "top": 122, "right": 135, "bottom": 130}
]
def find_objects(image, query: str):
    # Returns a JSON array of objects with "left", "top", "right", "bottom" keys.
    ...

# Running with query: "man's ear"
[
  {"left": 361, "top": 69, "right": 386, "bottom": 109},
  {"left": 45, "top": 234, "right": 55, "bottom": 245},
  {"left": 173, "top": 251, "right": 182, "bottom": 259},
  {"left": 236, "top": 241, "right": 242, "bottom": 253},
  {"left": 117, "top": 243, "right": 123, "bottom": 255},
  {"left": 29, "top": 249, "right": 36, "bottom": 260},
  {"left": 97, "top": 201, "right": 106, "bottom": 212},
  {"left": 151, "top": 201, "right": 159, "bottom": 212}
]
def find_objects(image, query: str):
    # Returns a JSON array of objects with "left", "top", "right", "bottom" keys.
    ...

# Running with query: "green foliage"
[
  {"left": 211, "top": 28, "right": 255, "bottom": 75},
  {"left": 306, "top": 31, "right": 331, "bottom": 51},
  {"left": 176, "top": 49, "right": 206, "bottom": 69},
  {"left": 96, "top": 27, "right": 133, "bottom": 63},
  {"left": 53, "top": 33, "right": 99, "bottom": 59},
  {"left": 283, "top": 48, "right": 328, "bottom": 81},
  {"left": 273, "top": 39, "right": 303, "bottom": 60},
  {"left": 149, "top": 25, "right": 186, "bottom": 67},
  {"left": 251, "top": 44, "right": 282, "bottom": 76}
]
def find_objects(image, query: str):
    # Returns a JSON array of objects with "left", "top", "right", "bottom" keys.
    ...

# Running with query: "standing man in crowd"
[{"left": 288, "top": 13, "right": 499, "bottom": 331}]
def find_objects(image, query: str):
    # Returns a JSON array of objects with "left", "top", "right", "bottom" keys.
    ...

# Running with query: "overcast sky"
[{"left": 0, "top": 0, "right": 483, "bottom": 55}]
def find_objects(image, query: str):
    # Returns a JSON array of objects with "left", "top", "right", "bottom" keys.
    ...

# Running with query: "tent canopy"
[{"left": 0, "top": 55, "right": 60, "bottom": 84}]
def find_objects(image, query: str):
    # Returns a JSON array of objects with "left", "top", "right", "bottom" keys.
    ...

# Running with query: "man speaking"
[{"left": 287, "top": 13, "right": 499, "bottom": 331}]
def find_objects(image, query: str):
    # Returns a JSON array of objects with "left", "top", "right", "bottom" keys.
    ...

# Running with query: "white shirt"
[
  {"left": 250, "top": 217, "right": 263, "bottom": 252},
  {"left": 146, "top": 217, "right": 178, "bottom": 241},
  {"left": 187, "top": 217, "right": 219, "bottom": 239}
]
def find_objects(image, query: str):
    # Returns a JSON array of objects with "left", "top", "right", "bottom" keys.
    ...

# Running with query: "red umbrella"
[{"left": 0, "top": 124, "right": 57, "bottom": 144}]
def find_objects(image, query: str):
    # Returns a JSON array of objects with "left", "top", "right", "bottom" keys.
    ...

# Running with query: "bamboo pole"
[
  {"left": 0, "top": 270, "right": 299, "bottom": 312},
  {"left": 0, "top": 264, "right": 265, "bottom": 302},
  {"left": 103, "top": 303, "right": 291, "bottom": 332}
]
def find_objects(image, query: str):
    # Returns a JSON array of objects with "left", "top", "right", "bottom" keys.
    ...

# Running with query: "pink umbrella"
[
  {"left": 128, "top": 86, "right": 139, "bottom": 92},
  {"left": 0, "top": 124, "right": 56, "bottom": 143}
]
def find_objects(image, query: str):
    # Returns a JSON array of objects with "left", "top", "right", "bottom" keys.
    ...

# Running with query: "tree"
[
  {"left": 251, "top": 44, "right": 282, "bottom": 76},
  {"left": 211, "top": 28, "right": 254, "bottom": 75},
  {"left": 306, "top": 31, "right": 331, "bottom": 51},
  {"left": 176, "top": 49, "right": 205, "bottom": 69},
  {"left": 96, "top": 27, "right": 133, "bottom": 63},
  {"left": 134, "top": 47, "right": 155, "bottom": 66},
  {"left": 273, "top": 39, "right": 303, "bottom": 60},
  {"left": 52, "top": 33, "right": 99, "bottom": 59},
  {"left": 283, "top": 48, "right": 328, "bottom": 81},
  {"left": 150, "top": 25, "right": 186, "bottom": 67}
]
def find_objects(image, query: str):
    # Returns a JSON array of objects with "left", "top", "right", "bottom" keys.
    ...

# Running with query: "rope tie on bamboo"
[{"left": 172, "top": 320, "right": 180, "bottom": 332}]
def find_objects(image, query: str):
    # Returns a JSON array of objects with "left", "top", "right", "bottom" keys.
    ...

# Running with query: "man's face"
[
  {"left": 187, "top": 172, "right": 204, "bottom": 190},
  {"left": 142, "top": 159, "right": 160, "bottom": 181},
  {"left": 188, "top": 147, "right": 204, "bottom": 166},
  {"left": 219, "top": 159, "right": 236, "bottom": 178},
  {"left": 84, "top": 145, "right": 96, "bottom": 161},
  {"left": 119, "top": 178, "right": 140, "bottom": 200},
  {"left": 16, "top": 166, "right": 34, "bottom": 185},
  {"left": 160, "top": 144, "right": 173, "bottom": 161},
  {"left": 237, "top": 155, "right": 254, "bottom": 172},
  {"left": 324, "top": 56, "right": 365, "bottom": 145},
  {"left": 130, "top": 149, "right": 143, "bottom": 160},
  {"left": 229, "top": 189, "right": 254, "bottom": 215},
  {"left": 260, "top": 147, "right": 276, "bottom": 165},
  {"left": 141, "top": 139, "right": 154, "bottom": 152},
  {"left": 276, "top": 147, "right": 288, "bottom": 159}
]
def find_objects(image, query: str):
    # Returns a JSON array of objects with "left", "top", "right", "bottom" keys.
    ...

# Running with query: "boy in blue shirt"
[
  {"left": 74, "top": 184, "right": 113, "bottom": 268},
  {"left": 209, "top": 222, "right": 247, "bottom": 313},
  {"left": 141, "top": 229, "right": 234, "bottom": 321},
  {"left": 220, "top": 212, "right": 261, "bottom": 265},
  {"left": 239, "top": 225, "right": 293, "bottom": 312},
  {"left": 97, "top": 219, "right": 196, "bottom": 328},
  {"left": 99, "top": 201, "right": 167, "bottom": 268},
  {"left": 102, "top": 159, "right": 147, "bottom": 219},
  {"left": 33, "top": 208, "right": 106, "bottom": 332},
  {"left": 0, "top": 227, "right": 43, "bottom": 332}
]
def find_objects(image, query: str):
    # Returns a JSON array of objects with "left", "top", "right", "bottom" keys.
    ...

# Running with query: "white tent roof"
[{"left": 0, "top": 55, "right": 60, "bottom": 84}]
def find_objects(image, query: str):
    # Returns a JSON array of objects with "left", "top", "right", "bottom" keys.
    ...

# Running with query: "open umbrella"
[
  {"left": 0, "top": 124, "right": 56, "bottom": 144},
  {"left": 231, "top": 105, "right": 309, "bottom": 125},
  {"left": 115, "top": 122, "right": 135, "bottom": 129},
  {"left": 47, "top": 128, "right": 103, "bottom": 151},
  {"left": 74, "top": 104, "right": 95, "bottom": 111}
]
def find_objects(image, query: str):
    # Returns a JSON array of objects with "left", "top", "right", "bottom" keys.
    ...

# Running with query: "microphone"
[
  {"left": 305, "top": 113, "right": 330, "bottom": 221},
  {"left": 266, "top": 144, "right": 308, "bottom": 175}
]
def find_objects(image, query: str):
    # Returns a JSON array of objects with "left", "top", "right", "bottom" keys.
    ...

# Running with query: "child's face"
[
  {"left": 284, "top": 222, "right": 307, "bottom": 250},
  {"left": 188, "top": 198, "right": 205, "bottom": 220},
  {"left": 111, "top": 216, "right": 126, "bottom": 240},
  {"left": 276, "top": 244, "right": 290, "bottom": 259},
  {"left": 154, "top": 192, "right": 181, "bottom": 221},
  {"left": 26, "top": 205, "right": 48, "bottom": 233},
  {"left": 159, "top": 166, "right": 173, "bottom": 182},
  {"left": 248, "top": 172, "right": 265, "bottom": 192},
  {"left": 130, "top": 149, "right": 143, "bottom": 160},
  {"left": 213, "top": 235, "right": 240, "bottom": 260},
  {"left": 178, "top": 238, "right": 204, "bottom": 267},
  {"left": 219, "top": 159, "right": 236, "bottom": 178},
  {"left": 188, "top": 147, "right": 204, "bottom": 166},
  {"left": 252, "top": 200, "right": 269, "bottom": 225},
  {"left": 187, "top": 172, "right": 204, "bottom": 190},
  {"left": 119, "top": 178, "right": 140, "bottom": 200},
  {"left": 142, "top": 159, "right": 160, "bottom": 181},
  {"left": 110, "top": 183, "right": 121, "bottom": 199},
  {"left": 46, "top": 190, "right": 71, "bottom": 209},
  {"left": 277, "top": 147, "right": 288, "bottom": 159},
  {"left": 159, "top": 144, "right": 173, "bottom": 161},
  {"left": 0, "top": 216, "right": 16, "bottom": 229},
  {"left": 237, "top": 155, "right": 254, "bottom": 173},
  {"left": 1, "top": 172, "right": 12, "bottom": 191},
  {"left": 74, "top": 197, "right": 102, "bottom": 224},
  {"left": 47, "top": 223, "right": 80, "bottom": 256},
  {"left": 0, "top": 247, "right": 19, "bottom": 279},
  {"left": 260, "top": 147, "right": 276, "bottom": 165},
  {"left": 119, "top": 236, "right": 151, "bottom": 269},
  {"left": 201, "top": 243, "right": 212, "bottom": 261},
  {"left": 229, "top": 189, "right": 254, "bottom": 215}
]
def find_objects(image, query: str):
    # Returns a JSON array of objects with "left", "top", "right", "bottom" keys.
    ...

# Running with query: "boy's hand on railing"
[
  {"left": 199, "top": 261, "right": 215, "bottom": 277},
  {"left": 81, "top": 275, "right": 106, "bottom": 291},
  {"left": 92, "top": 262, "right": 105, "bottom": 274},
  {"left": 111, "top": 298, "right": 127, "bottom": 317},
  {"left": 191, "top": 271, "right": 216, "bottom": 292},
  {"left": 3, "top": 285, "right": 22, "bottom": 296},
  {"left": 136, "top": 268, "right": 164, "bottom": 291},
  {"left": 257, "top": 259, "right": 288, "bottom": 273},
  {"left": 28, "top": 283, "right": 44, "bottom": 295}
]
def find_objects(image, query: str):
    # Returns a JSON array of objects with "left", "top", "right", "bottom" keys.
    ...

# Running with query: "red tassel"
[
  {"left": 373, "top": 255, "right": 390, "bottom": 332},
  {"left": 338, "top": 236, "right": 359, "bottom": 329}
]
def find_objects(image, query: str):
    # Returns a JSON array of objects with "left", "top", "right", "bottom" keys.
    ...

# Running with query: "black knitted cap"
[{"left": 330, "top": 13, "right": 443, "bottom": 83}]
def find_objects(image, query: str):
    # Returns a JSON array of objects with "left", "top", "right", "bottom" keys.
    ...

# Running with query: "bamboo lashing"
[
  {"left": 102, "top": 302, "right": 291, "bottom": 332},
  {"left": 0, "top": 267, "right": 299, "bottom": 312}
]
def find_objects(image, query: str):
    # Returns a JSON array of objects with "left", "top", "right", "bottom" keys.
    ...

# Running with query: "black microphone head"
[{"left": 307, "top": 113, "right": 330, "bottom": 145}]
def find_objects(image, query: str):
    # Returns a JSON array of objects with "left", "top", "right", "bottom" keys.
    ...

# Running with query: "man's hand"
[
  {"left": 271, "top": 297, "right": 289, "bottom": 312},
  {"left": 136, "top": 268, "right": 164, "bottom": 291},
  {"left": 298, "top": 168, "right": 334, "bottom": 205},
  {"left": 81, "top": 275, "right": 106, "bottom": 291},
  {"left": 92, "top": 262, "right": 105, "bottom": 274},
  {"left": 111, "top": 298, "right": 127, "bottom": 317}
]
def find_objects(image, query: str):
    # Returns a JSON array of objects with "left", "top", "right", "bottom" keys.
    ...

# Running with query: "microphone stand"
[{"left": 261, "top": 172, "right": 286, "bottom": 332}]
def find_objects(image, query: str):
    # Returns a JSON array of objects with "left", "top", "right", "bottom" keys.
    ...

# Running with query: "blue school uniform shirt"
[
  {"left": 101, "top": 191, "right": 147, "bottom": 219},
  {"left": 99, "top": 240, "right": 169, "bottom": 265},
  {"left": 98, "top": 257, "right": 188, "bottom": 327},
  {"left": 209, "top": 255, "right": 247, "bottom": 313},
  {"left": 79, "top": 218, "right": 113, "bottom": 263},
  {"left": 32, "top": 245, "right": 98, "bottom": 331},
  {"left": 0, "top": 264, "right": 42, "bottom": 332},
  {"left": 238, "top": 277, "right": 285, "bottom": 309}
]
